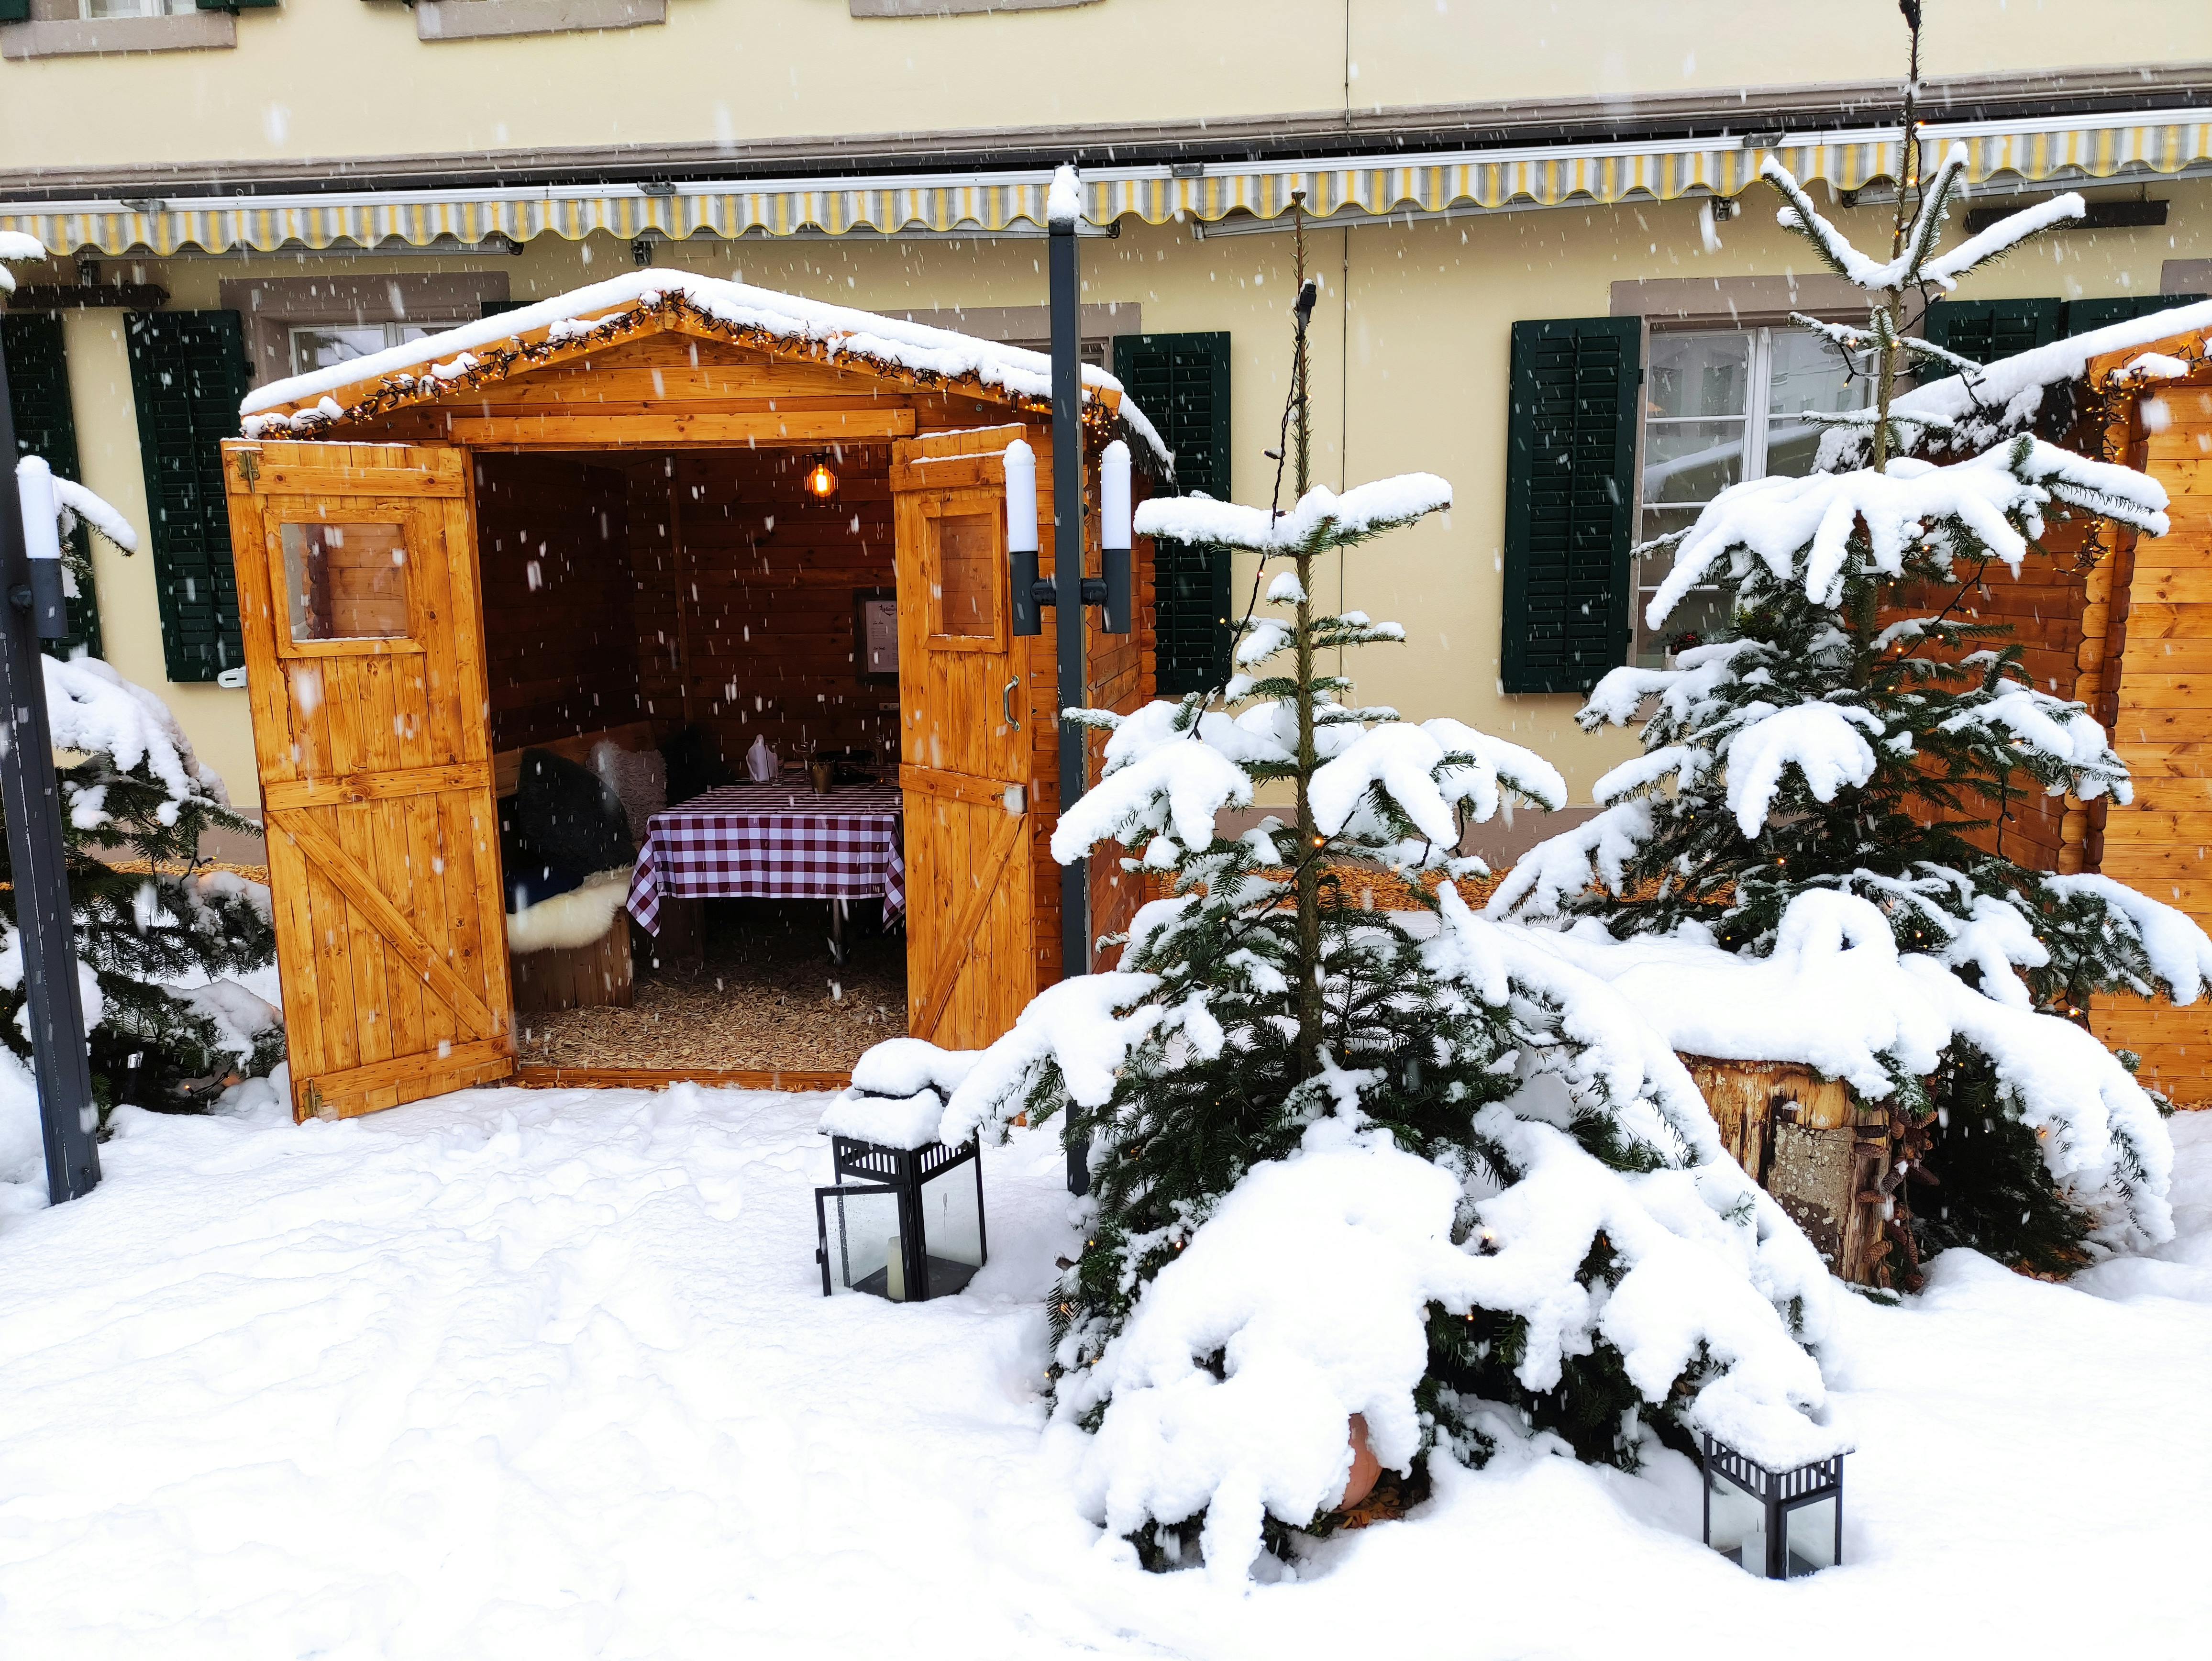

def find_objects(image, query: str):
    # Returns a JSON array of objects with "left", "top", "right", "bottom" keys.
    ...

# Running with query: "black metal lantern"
[
  {"left": 814, "top": 1135, "right": 987, "bottom": 1302},
  {"left": 1701, "top": 1433, "right": 1846, "bottom": 1579}
]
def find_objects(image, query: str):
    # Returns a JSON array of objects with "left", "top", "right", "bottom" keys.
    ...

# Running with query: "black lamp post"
[
  {"left": 814, "top": 1134, "right": 987, "bottom": 1302},
  {"left": 0, "top": 329, "right": 100, "bottom": 1205},
  {"left": 1700, "top": 1433, "right": 1846, "bottom": 1579}
]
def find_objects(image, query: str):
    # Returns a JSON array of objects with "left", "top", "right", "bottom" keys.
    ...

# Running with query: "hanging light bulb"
[{"left": 804, "top": 454, "right": 839, "bottom": 500}]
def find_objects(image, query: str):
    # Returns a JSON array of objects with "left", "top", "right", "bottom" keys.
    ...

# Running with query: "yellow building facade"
[{"left": 4, "top": 0, "right": 2211, "bottom": 842}]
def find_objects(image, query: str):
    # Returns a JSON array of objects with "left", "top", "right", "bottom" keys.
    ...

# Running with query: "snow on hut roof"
[
  {"left": 1821, "top": 297, "right": 2212, "bottom": 466},
  {"left": 240, "top": 269, "right": 1171, "bottom": 465}
]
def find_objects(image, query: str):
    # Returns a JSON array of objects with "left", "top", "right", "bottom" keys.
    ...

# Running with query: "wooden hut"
[
  {"left": 1875, "top": 302, "right": 2212, "bottom": 1107},
  {"left": 221, "top": 275, "right": 1161, "bottom": 1121}
]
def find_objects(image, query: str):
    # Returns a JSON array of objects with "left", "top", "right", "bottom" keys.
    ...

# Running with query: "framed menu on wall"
[{"left": 856, "top": 589, "right": 898, "bottom": 683}]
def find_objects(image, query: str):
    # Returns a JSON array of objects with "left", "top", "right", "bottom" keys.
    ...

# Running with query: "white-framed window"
[
  {"left": 80, "top": 0, "right": 193, "bottom": 16},
  {"left": 288, "top": 323, "right": 434, "bottom": 378},
  {"left": 1634, "top": 325, "right": 1870, "bottom": 664}
]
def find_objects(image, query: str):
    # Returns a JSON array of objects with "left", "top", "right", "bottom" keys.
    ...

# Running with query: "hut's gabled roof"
[
  {"left": 1821, "top": 297, "right": 2212, "bottom": 467},
  {"left": 240, "top": 270, "right": 1169, "bottom": 463}
]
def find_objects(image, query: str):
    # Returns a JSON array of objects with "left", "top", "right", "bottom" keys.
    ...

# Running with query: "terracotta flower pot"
[{"left": 1338, "top": 1413, "right": 1382, "bottom": 1511}]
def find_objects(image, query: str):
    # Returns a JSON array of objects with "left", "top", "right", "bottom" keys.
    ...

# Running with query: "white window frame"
[
  {"left": 1633, "top": 320, "right": 1869, "bottom": 665},
  {"left": 287, "top": 322, "right": 437, "bottom": 379}
]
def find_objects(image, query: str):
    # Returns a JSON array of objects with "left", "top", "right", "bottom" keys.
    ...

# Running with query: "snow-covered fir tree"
[
  {"left": 1492, "top": 10, "right": 2210, "bottom": 1281},
  {"left": 0, "top": 466, "right": 280, "bottom": 1124},
  {"left": 831, "top": 272, "right": 1845, "bottom": 1582}
]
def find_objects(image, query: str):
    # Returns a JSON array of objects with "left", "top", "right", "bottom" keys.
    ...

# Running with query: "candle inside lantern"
[{"left": 883, "top": 1232, "right": 905, "bottom": 1301}]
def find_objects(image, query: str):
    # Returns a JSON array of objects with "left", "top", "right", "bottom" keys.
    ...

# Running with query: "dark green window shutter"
[
  {"left": 1501, "top": 317, "right": 1641, "bottom": 696},
  {"left": 3, "top": 313, "right": 102, "bottom": 660},
  {"left": 0, "top": 1, "right": 31, "bottom": 23},
  {"left": 125, "top": 310, "right": 250, "bottom": 683},
  {"left": 2064, "top": 294, "right": 2209, "bottom": 336},
  {"left": 1114, "top": 332, "right": 1231, "bottom": 696},
  {"left": 1922, "top": 299, "right": 2064, "bottom": 364}
]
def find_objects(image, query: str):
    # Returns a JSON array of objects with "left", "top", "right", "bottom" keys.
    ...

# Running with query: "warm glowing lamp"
[{"left": 804, "top": 454, "right": 839, "bottom": 499}]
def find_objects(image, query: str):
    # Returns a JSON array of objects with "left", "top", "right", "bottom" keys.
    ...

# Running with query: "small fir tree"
[
  {"left": 1493, "top": 3, "right": 2206, "bottom": 1282},
  {"left": 0, "top": 475, "right": 280, "bottom": 1124},
  {"left": 834, "top": 240, "right": 1842, "bottom": 1579}
]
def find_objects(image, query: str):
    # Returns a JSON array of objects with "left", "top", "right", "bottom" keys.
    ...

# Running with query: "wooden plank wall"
[
  {"left": 2091, "top": 374, "right": 2212, "bottom": 1105},
  {"left": 474, "top": 454, "right": 641, "bottom": 753},
  {"left": 628, "top": 447, "right": 899, "bottom": 769}
]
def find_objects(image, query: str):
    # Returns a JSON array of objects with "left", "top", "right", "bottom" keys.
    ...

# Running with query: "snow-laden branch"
[
  {"left": 1134, "top": 474, "right": 1451, "bottom": 555},
  {"left": 1522, "top": 889, "right": 2174, "bottom": 1255},
  {"left": 0, "top": 231, "right": 44, "bottom": 293},
  {"left": 1646, "top": 438, "right": 2169, "bottom": 627}
]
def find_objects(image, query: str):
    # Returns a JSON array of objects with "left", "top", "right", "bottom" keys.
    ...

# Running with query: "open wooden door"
[
  {"left": 223, "top": 439, "right": 514, "bottom": 1119},
  {"left": 891, "top": 427, "right": 1039, "bottom": 1050}
]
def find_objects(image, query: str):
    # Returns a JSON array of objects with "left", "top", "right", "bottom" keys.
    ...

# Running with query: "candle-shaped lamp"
[
  {"left": 14, "top": 457, "right": 68, "bottom": 640},
  {"left": 1005, "top": 437, "right": 1042, "bottom": 637},
  {"left": 1100, "top": 438, "right": 1131, "bottom": 635}
]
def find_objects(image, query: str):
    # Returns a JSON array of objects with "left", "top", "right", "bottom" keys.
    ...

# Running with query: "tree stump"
[{"left": 1681, "top": 1055, "right": 1890, "bottom": 1285}]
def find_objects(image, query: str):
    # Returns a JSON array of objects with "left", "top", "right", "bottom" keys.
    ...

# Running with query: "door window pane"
[
  {"left": 281, "top": 522, "right": 411, "bottom": 643},
  {"left": 932, "top": 512, "right": 997, "bottom": 639}
]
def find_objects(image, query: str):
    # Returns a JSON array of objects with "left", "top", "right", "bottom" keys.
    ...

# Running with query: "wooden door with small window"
[
  {"left": 891, "top": 427, "right": 1039, "bottom": 1050},
  {"left": 223, "top": 439, "right": 513, "bottom": 1119}
]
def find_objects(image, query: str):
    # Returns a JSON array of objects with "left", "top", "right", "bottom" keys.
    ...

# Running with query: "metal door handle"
[{"left": 1003, "top": 677, "right": 1021, "bottom": 729}]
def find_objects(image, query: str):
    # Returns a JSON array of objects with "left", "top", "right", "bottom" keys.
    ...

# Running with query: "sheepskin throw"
[{"left": 507, "top": 868, "right": 631, "bottom": 955}]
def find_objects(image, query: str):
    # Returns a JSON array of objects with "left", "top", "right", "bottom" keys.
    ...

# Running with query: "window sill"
[
  {"left": 850, "top": 0, "right": 1099, "bottom": 15},
  {"left": 415, "top": 0, "right": 666, "bottom": 40},
  {"left": 1, "top": 13, "right": 235, "bottom": 59}
]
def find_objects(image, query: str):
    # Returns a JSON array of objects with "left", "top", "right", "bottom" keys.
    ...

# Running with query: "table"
[{"left": 625, "top": 782, "right": 905, "bottom": 946}]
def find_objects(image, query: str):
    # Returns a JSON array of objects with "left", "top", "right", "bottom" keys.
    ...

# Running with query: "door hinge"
[{"left": 235, "top": 447, "right": 263, "bottom": 488}]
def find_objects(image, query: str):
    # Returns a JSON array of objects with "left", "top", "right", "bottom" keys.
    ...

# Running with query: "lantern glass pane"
[
  {"left": 1785, "top": 1494, "right": 1839, "bottom": 1577},
  {"left": 918, "top": 1159, "right": 984, "bottom": 1298},
  {"left": 824, "top": 1186, "right": 908, "bottom": 1300},
  {"left": 1706, "top": 1471, "right": 1774, "bottom": 1577}
]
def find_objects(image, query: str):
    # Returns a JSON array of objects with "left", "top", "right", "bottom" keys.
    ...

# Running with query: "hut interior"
[{"left": 474, "top": 444, "right": 909, "bottom": 1076}]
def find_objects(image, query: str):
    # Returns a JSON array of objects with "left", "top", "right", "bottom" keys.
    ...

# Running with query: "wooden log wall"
[
  {"left": 474, "top": 454, "right": 641, "bottom": 753},
  {"left": 2089, "top": 371, "right": 2212, "bottom": 1106},
  {"left": 1881, "top": 513, "right": 2092, "bottom": 874}
]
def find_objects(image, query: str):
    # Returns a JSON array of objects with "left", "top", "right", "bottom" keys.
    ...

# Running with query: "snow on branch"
[
  {"left": 1134, "top": 474, "right": 1451, "bottom": 556},
  {"left": 2047, "top": 875, "right": 2212, "bottom": 1006},
  {"left": 1921, "top": 190, "right": 2086, "bottom": 288},
  {"left": 0, "top": 231, "right": 44, "bottom": 293},
  {"left": 1524, "top": 890, "right": 2174, "bottom": 1255},
  {"left": 1647, "top": 439, "right": 2169, "bottom": 629},
  {"left": 1066, "top": 1102, "right": 1842, "bottom": 1584},
  {"left": 1484, "top": 801, "right": 1654, "bottom": 920},
  {"left": 1308, "top": 719, "right": 1566, "bottom": 853},
  {"left": 1724, "top": 702, "right": 1882, "bottom": 838},
  {"left": 44, "top": 653, "right": 229, "bottom": 810}
]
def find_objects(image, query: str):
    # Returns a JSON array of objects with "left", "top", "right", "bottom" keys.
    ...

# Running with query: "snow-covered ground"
[{"left": 0, "top": 1084, "right": 2207, "bottom": 1660}]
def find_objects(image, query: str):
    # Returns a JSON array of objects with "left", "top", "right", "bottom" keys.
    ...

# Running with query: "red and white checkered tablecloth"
[{"left": 625, "top": 781, "right": 905, "bottom": 936}]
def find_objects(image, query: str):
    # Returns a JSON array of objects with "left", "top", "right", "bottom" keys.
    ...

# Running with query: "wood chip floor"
[{"left": 514, "top": 900, "right": 907, "bottom": 1074}]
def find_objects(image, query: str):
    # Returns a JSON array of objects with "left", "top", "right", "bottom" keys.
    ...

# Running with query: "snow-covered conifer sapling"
[
  {"left": 831, "top": 225, "right": 1846, "bottom": 1582},
  {"left": 1492, "top": 3, "right": 2206, "bottom": 1282}
]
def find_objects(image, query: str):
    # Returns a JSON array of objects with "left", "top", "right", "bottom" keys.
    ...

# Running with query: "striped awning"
[{"left": 6, "top": 106, "right": 2209, "bottom": 258}]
